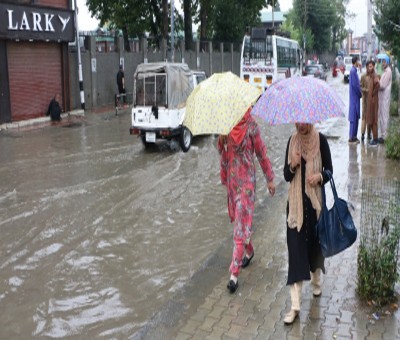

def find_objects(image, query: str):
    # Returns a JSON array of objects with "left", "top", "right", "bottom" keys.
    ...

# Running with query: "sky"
[
  {"left": 76, "top": 0, "right": 99, "bottom": 31},
  {"left": 77, "top": 0, "right": 369, "bottom": 37}
]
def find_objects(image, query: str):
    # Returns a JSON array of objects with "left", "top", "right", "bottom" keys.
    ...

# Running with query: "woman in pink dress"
[{"left": 218, "top": 108, "right": 275, "bottom": 293}]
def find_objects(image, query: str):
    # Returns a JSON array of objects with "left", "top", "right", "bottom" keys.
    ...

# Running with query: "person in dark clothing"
[
  {"left": 116, "top": 65, "right": 125, "bottom": 104},
  {"left": 47, "top": 94, "right": 62, "bottom": 122},
  {"left": 283, "top": 123, "right": 333, "bottom": 324}
]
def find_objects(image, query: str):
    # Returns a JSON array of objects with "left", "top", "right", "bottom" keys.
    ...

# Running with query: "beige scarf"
[{"left": 287, "top": 125, "right": 322, "bottom": 231}]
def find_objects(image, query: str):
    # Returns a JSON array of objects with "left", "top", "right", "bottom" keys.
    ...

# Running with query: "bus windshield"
[
  {"left": 242, "top": 35, "right": 273, "bottom": 64},
  {"left": 240, "top": 27, "right": 302, "bottom": 91}
]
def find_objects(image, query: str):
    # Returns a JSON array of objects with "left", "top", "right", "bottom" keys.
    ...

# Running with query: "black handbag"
[{"left": 316, "top": 170, "right": 357, "bottom": 257}]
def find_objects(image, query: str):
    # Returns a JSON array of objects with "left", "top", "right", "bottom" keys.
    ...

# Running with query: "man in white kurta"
[{"left": 378, "top": 58, "right": 392, "bottom": 143}]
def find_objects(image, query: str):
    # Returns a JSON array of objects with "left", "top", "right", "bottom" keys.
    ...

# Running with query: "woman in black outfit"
[{"left": 283, "top": 123, "right": 333, "bottom": 324}]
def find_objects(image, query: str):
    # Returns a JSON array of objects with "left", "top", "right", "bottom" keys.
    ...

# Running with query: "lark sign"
[{"left": 0, "top": 3, "right": 75, "bottom": 42}]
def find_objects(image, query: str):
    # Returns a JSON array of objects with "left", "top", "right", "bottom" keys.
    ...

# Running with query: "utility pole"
[
  {"left": 171, "top": 0, "right": 175, "bottom": 62},
  {"left": 74, "top": 0, "right": 85, "bottom": 110},
  {"left": 272, "top": 0, "right": 275, "bottom": 30},
  {"left": 367, "top": 0, "right": 372, "bottom": 60}
]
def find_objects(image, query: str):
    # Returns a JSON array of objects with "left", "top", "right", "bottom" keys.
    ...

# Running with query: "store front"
[{"left": 0, "top": 1, "right": 75, "bottom": 123}]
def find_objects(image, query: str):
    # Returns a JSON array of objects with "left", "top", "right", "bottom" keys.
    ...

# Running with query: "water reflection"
[{"left": 347, "top": 144, "right": 360, "bottom": 203}]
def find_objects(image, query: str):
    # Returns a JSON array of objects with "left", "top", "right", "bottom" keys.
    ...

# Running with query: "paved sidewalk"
[{"left": 136, "top": 117, "right": 400, "bottom": 340}]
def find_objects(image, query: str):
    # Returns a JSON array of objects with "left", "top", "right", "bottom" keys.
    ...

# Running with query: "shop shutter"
[{"left": 8, "top": 42, "right": 62, "bottom": 121}]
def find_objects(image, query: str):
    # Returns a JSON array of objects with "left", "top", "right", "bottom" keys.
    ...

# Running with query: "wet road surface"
[{"left": 1, "top": 73, "right": 399, "bottom": 338}]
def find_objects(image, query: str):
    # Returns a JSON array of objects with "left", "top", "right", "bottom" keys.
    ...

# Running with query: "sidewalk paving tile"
[
  {"left": 198, "top": 316, "right": 219, "bottom": 332},
  {"left": 224, "top": 323, "right": 246, "bottom": 339},
  {"left": 216, "top": 315, "right": 234, "bottom": 330},
  {"left": 205, "top": 326, "right": 227, "bottom": 339},
  {"left": 208, "top": 305, "right": 226, "bottom": 320}
]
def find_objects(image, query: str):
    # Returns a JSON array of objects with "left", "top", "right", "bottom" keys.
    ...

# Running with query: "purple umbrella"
[{"left": 251, "top": 77, "right": 345, "bottom": 125}]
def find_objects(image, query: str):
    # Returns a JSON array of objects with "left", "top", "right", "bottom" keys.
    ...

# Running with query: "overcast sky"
[{"left": 77, "top": 0, "right": 369, "bottom": 37}]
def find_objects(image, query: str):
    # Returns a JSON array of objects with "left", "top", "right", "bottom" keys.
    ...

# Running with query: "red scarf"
[{"left": 229, "top": 108, "right": 251, "bottom": 145}]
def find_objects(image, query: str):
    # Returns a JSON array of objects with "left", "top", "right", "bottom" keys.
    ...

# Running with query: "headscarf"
[
  {"left": 229, "top": 107, "right": 251, "bottom": 146},
  {"left": 287, "top": 124, "right": 322, "bottom": 231}
]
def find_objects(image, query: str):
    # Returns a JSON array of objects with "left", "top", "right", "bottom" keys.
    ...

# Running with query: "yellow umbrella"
[{"left": 183, "top": 72, "right": 262, "bottom": 136}]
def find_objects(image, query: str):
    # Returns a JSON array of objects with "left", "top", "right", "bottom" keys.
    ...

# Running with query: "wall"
[{"left": 68, "top": 37, "right": 241, "bottom": 111}]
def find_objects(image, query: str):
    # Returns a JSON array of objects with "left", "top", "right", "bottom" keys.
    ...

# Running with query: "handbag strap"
[{"left": 325, "top": 170, "right": 340, "bottom": 201}]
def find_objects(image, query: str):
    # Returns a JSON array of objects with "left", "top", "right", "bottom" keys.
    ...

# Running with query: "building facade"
[{"left": 0, "top": 0, "right": 75, "bottom": 124}]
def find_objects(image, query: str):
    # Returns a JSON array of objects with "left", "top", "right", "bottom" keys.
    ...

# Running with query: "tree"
[
  {"left": 86, "top": 0, "right": 171, "bottom": 50},
  {"left": 292, "top": 0, "right": 352, "bottom": 53},
  {"left": 374, "top": 0, "right": 400, "bottom": 58},
  {"left": 182, "top": 0, "right": 194, "bottom": 50},
  {"left": 86, "top": 0, "right": 149, "bottom": 51},
  {"left": 212, "top": 0, "right": 274, "bottom": 43},
  {"left": 330, "top": 0, "right": 351, "bottom": 53},
  {"left": 281, "top": 9, "right": 314, "bottom": 52}
]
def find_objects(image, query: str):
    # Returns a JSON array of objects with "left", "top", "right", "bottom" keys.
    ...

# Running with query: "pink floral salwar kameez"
[{"left": 218, "top": 114, "right": 274, "bottom": 277}]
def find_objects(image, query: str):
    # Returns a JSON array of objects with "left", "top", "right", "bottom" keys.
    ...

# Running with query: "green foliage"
[
  {"left": 390, "top": 101, "right": 398, "bottom": 117},
  {"left": 86, "top": 0, "right": 150, "bottom": 36},
  {"left": 330, "top": 0, "right": 350, "bottom": 52},
  {"left": 391, "top": 75, "right": 399, "bottom": 102},
  {"left": 374, "top": 0, "right": 400, "bottom": 59},
  {"left": 281, "top": 9, "right": 314, "bottom": 51},
  {"left": 212, "top": 0, "right": 265, "bottom": 42},
  {"left": 292, "top": 0, "right": 346, "bottom": 53},
  {"left": 385, "top": 119, "right": 400, "bottom": 159},
  {"left": 357, "top": 219, "right": 400, "bottom": 306},
  {"left": 86, "top": 0, "right": 280, "bottom": 48}
]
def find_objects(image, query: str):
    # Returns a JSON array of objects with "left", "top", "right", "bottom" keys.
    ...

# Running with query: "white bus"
[{"left": 240, "top": 27, "right": 302, "bottom": 91}]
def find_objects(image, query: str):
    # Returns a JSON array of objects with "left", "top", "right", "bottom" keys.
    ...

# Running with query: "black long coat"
[{"left": 283, "top": 133, "right": 333, "bottom": 285}]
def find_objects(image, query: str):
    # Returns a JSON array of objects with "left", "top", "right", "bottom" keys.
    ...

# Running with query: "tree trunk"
[
  {"left": 183, "top": 0, "right": 193, "bottom": 51},
  {"left": 200, "top": 1, "right": 208, "bottom": 41},
  {"left": 149, "top": 0, "right": 162, "bottom": 40},
  {"left": 123, "top": 26, "right": 131, "bottom": 52},
  {"left": 162, "top": 0, "right": 168, "bottom": 40}
]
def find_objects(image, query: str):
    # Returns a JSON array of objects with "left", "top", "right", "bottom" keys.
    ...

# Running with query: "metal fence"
[{"left": 360, "top": 178, "right": 400, "bottom": 246}]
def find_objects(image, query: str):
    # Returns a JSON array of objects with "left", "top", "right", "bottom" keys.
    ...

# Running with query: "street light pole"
[
  {"left": 367, "top": 0, "right": 372, "bottom": 60},
  {"left": 272, "top": 0, "right": 275, "bottom": 29},
  {"left": 74, "top": 0, "right": 85, "bottom": 110},
  {"left": 171, "top": 0, "right": 175, "bottom": 62}
]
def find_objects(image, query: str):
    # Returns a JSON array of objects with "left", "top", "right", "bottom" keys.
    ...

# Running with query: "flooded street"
[{"left": 1, "top": 74, "right": 399, "bottom": 338}]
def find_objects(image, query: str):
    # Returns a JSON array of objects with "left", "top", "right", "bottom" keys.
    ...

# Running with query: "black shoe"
[
  {"left": 369, "top": 139, "right": 379, "bottom": 147},
  {"left": 227, "top": 279, "right": 238, "bottom": 293},
  {"left": 348, "top": 138, "right": 358, "bottom": 144},
  {"left": 361, "top": 134, "right": 365, "bottom": 141},
  {"left": 378, "top": 137, "right": 385, "bottom": 144},
  {"left": 241, "top": 253, "right": 254, "bottom": 268},
  {"left": 367, "top": 134, "right": 372, "bottom": 140}
]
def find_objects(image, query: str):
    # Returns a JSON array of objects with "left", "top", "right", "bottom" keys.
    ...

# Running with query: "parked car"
[
  {"left": 129, "top": 62, "right": 206, "bottom": 152},
  {"left": 303, "top": 64, "right": 327, "bottom": 81}
]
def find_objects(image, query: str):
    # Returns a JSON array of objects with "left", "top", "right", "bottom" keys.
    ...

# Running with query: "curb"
[{"left": 0, "top": 109, "right": 85, "bottom": 131}]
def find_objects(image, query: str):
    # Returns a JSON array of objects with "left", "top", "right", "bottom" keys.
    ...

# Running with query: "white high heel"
[{"left": 284, "top": 309, "right": 299, "bottom": 324}]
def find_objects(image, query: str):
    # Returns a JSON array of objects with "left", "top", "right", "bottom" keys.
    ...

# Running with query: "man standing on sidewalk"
[
  {"left": 377, "top": 57, "right": 392, "bottom": 144},
  {"left": 365, "top": 60, "right": 380, "bottom": 147},
  {"left": 348, "top": 56, "right": 362, "bottom": 144},
  {"left": 360, "top": 69, "right": 371, "bottom": 141}
]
